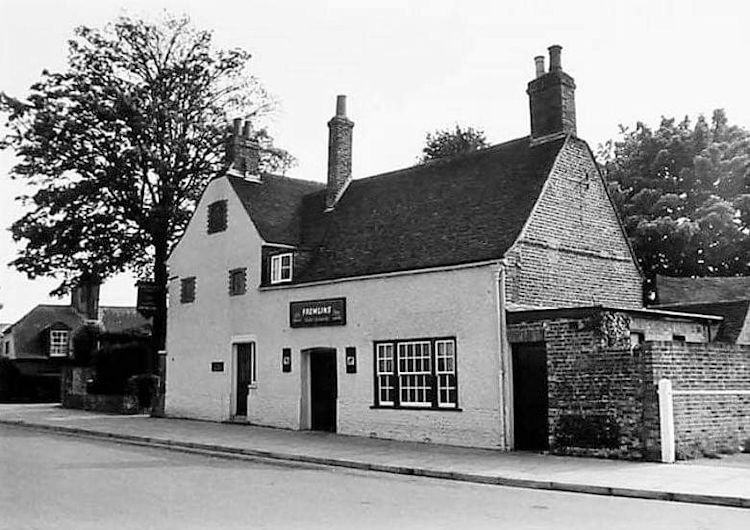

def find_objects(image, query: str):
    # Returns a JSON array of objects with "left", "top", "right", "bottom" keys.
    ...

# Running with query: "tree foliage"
[
  {"left": 0, "top": 14, "right": 292, "bottom": 353},
  {"left": 600, "top": 110, "right": 750, "bottom": 282},
  {"left": 419, "top": 125, "right": 488, "bottom": 163}
]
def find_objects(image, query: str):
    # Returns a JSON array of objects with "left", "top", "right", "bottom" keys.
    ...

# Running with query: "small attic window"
[
  {"left": 180, "top": 277, "right": 196, "bottom": 304},
  {"left": 229, "top": 268, "right": 247, "bottom": 296},
  {"left": 271, "top": 253, "right": 293, "bottom": 284},
  {"left": 207, "top": 200, "right": 228, "bottom": 234},
  {"left": 49, "top": 329, "right": 70, "bottom": 357}
]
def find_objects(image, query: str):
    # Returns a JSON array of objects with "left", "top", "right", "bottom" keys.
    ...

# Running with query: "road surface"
[{"left": 0, "top": 424, "right": 747, "bottom": 529}]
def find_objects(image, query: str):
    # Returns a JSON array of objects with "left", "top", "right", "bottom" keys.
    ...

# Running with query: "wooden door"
[
  {"left": 236, "top": 343, "right": 254, "bottom": 416},
  {"left": 512, "top": 342, "right": 549, "bottom": 451},
  {"left": 310, "top": 349, "right": 337, "bottom": 432}
]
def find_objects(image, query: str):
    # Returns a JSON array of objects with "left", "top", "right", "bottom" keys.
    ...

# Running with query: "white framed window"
[
  {"left": 49, "top": 330, "right": 69, "bottom": 357},
  {"left": 435, "top": 339, "right": 457, "bottom": 408},
  {"left": 271, "top": 253, "right": 293, "bottom": 284},
  {"left": 375, "top": 343, "right": 395, "bottom": 406},
  {"left": 374, "top": 337, "right": 458, "bottom": 409},
  {"left": 398, "top": 341, "right": 432, "bottom": 407}
]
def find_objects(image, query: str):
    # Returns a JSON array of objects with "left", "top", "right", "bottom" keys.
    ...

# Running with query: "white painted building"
[{"left": 165, "top": 47, "right": 646, "bottom": 449}]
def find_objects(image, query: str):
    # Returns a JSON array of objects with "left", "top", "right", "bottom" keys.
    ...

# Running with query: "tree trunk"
[{"left": 151, "top": 238, "right": 169, "bottom": 373}]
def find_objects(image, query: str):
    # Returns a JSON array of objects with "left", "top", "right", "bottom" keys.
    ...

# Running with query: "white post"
[{"left": 658, "top": 378, "right": 675, "bottom": 463}]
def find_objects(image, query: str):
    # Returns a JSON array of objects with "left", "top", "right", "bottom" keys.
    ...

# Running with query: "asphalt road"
[{"left": 1, "top": 425, "right": 747, "bottom": 529}]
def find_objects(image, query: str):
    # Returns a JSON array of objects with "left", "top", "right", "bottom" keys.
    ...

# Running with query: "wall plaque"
[
  {"left": 282, "top": 348, "right": 292, "bottom": 373},
  {"left": 211, "top": 361, "right": 224, "bottom": 372},
  {"left": 345, "top": 347, "right": 357, "bottom": 374},
  {"left": 290, "top": 298, "right": 346, "bottom": 328}
]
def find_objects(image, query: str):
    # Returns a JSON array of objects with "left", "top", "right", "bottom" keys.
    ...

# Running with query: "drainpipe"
[{"left": 495, "top": 259, "right": 514, "bottom": 450}]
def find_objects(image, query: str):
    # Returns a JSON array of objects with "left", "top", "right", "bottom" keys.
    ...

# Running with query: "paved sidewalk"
[{"left": 1, "top": 404, "right": 748, "bottom": 509}]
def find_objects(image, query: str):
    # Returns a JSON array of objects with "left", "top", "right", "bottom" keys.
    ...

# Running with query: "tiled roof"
[
  {"left": 230, "top": 135, "right": 565, "bottom": 284},
  {"left": 297, "top": 136, "right": 565, "bottom": 282},
  {"left": 656, "top": 300, "right": 750, "bottom": 343},
  {"left": 6, "top": 305, "right": 81, "bottom": 358},
  {"left": 656, "top": 275, "right": 750, "bottom": 305},
  {"left": 99, "top": 306, "right": 152, "bottom": 336},
  {"left": 228, "top": 173, "right": 325, "bottom": 245}
]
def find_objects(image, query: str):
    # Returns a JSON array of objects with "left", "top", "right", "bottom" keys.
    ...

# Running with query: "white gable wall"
[{"left": 166, "top": 176, "right": 265, "bottom": 420}]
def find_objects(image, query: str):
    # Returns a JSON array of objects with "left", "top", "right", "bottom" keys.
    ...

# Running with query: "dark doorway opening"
[
  {"left": 235, "top": 342, "right": 255, "bottom": 416},
  {"left": 512, "top": 341, "right": 549, "bottom": 451},
  {"left": 310, "top": 348, "right": 337, "bottom": 432}
]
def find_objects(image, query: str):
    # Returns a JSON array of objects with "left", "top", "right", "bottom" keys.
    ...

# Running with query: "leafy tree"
[
  {"left": 600, "top": 109, "right": 750, "bottom": 285},
  {"left": 419, "top": 125, "right": 488, "bottom": 163},
  {"left": 0, "top": 14, "right": 292, "bottom": 362}
]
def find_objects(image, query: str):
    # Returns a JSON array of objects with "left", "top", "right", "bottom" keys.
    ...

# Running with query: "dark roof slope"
[
  {"left": 8, "top": 305, "right": 81, "bottom": 358},
  {"left": 656, "top": 275, "right": 750, "bottom": 305},
  {"left": 228, "top": 173, "right": 325, "bottom": 245},
  {"left": 296, "top": 136, "right": 566, "bottom": 282},
  {"left": 657, "top": 300, "right": 750, "bottom": 343},
  {"left": 99, "top": 306, "right": 152, "bottom": 336}
]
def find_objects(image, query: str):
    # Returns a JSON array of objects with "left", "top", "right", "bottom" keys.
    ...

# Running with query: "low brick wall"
[
  {"left": 643, "top": 341, "right": 750, "bottom": 459},
  {"left": 509, "top": 311, "right": 750, "bottom": 461},
  {"left": 61, "top": 366, "right": 140, "bottom": 414}
]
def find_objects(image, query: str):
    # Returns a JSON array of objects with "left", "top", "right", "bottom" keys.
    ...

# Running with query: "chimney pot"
[
  {"left": 527, "top": 45, "right": 576, "bottom": 140},
  {"left": 335, "top": 95, "right": 347, "bottom": 117},
  {"left": 327, "top": 94, "right": 354, "bottom": 209},
  {"left": 232, "top": 118, "right": 242, "bottom": 136},
  {"left": 242, "top": 121, "right": 252, "bottom": 138},
  {"left": 534, "top": 55, "right": 545, "bottom": 78},
  {"left": 548, "top": 44, "right": 562, "bottom": 72}
]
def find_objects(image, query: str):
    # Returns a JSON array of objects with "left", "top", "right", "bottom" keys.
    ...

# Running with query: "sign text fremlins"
[{"left": 290, "top": 298, "right": 346, "bottom": 328}]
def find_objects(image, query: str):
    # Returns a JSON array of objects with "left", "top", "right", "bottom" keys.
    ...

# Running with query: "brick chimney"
[
  {"left": 228, "top": 118, "right": 260, "bottom": 180},
  {"left": 71, "top": 275, "right": 100, "bottom": 321},
  {"left": 326, "top": 95, "right": 354, "bottom": 210},
  {"left": 527, "top": 45, "right": 577, "bottom": 142}
]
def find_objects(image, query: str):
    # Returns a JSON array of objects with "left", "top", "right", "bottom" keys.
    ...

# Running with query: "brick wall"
[
  {"left": 505, "top": 138, "right": 642, "bottom": 309},
  {"left": 510, "top": 311, "right": 750, "bottom": 460},
  {"left": 510, "top": 312, "right": 648, "bottom": 459},
  {"left": 643, "top": 341, "right": 750, "bottom": 458}
]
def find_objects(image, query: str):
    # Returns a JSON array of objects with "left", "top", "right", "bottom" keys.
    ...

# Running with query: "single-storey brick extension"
[{"left": 165, "top": 46, "right": 750, "bottom": 459}]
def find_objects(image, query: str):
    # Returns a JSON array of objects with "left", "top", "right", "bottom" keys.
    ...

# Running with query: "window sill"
[{"left": 370, "top": 405, "right": 462, "bottom": 412}]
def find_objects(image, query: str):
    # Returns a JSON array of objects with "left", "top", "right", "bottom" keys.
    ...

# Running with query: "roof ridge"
[{"left": 348, "top": 135, "right": 535, "bottom": 186}]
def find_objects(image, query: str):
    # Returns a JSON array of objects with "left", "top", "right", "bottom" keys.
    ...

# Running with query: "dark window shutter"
[{"left": 207, "top": 200, "right": 228, "bottom": 234}]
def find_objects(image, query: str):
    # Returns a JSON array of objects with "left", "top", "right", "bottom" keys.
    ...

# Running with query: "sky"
[{"left": 1, "top": 0, "right": 749, "bottom": 323}]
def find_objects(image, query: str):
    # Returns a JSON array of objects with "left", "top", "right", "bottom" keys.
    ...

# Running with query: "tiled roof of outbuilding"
[
  {"left": 656, "top": 300, "right": 750, "bottom": 343},
  {"left": 99, "top": 306, "right": 152, "bottom": 336},
  {"left": 656, "top": 275, "right": 750, "bottom": 305}
]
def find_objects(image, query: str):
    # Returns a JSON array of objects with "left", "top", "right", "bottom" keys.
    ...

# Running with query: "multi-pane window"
[
  {"left": 375, "top": 343, "right": 395, "bottom": 405},
  {"left": 270, "top": 253, "right": 293, "bottom": 284},
  {"left": 374, "top": 338, "right": 458, "bottom": 409},
  {"left": 435, "top": 339, "right": 457, "bottom": 407},
  {"left": 207, "top": 200, "right": 228, "bottom": 234},
  {"left": 180, "top": 277, "right": 196, "bottom": 304},
  {"left": 228, "top": 268, "right": 247, "bottom": 296},
  {"left": 49, "top": 330, "right": 69, "bottom": 357}
]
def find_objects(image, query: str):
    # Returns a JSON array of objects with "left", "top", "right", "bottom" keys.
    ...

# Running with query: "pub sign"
[{"left": 290, "top": 298, "right": 346, "bottom": 328}]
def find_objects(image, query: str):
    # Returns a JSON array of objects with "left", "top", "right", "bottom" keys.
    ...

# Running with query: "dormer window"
[
  {"left": 271, "top": 253, "right": 293, "bottom": 284},
  {"left": 49, "top": 329, "right": 69, "bottom": 357},
  {"left": 207, "top": 200, "right": 227, "bottom": 234}
]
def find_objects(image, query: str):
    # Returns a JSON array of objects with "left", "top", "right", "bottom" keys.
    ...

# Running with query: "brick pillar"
[
  {"left": 326, "top": 95, "right": 354, "bottom": 210},
  {"left": 527, "top": 45, "right": 577, "bottom": 141}
]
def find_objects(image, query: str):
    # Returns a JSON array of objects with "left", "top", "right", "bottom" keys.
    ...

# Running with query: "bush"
[
  {"left": 88, "top": 342, "right": 150, "bottom": 395},
  {"left": 126, "top": 373, "right": 159, "bottom": 411},
  {"left": 71, "top": 322, "right": 102, "bottom": 366},
  {"left": 0, "top": 358, "right": 22, "bottom": 401}
]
